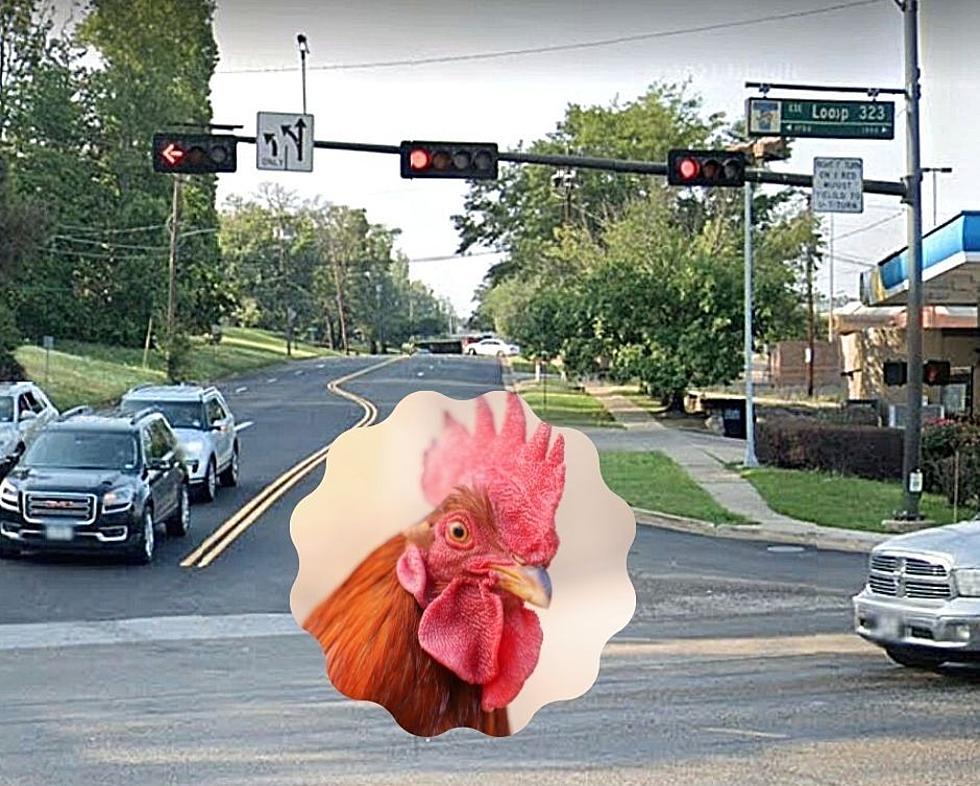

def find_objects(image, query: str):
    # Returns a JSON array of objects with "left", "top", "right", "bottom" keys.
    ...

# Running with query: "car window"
[
  {"left": 17, "top": 393, "right": 36, "bottom": 417},
  {"left": 23, "top": 431, "right": 138, "bottom": 470},
  {"left": 27, "top": 391, "right": 46, "bottom": 414},
  {"left": 206, "top": 398, "right": 225, "bottom": 424},
  {"left": 0, "top": 396, "right": 12, "bottom": 423},
  {"left": 147, "top": 421, "right": 171, "bottom": 460},
  {"left": 121, "top": 399, "right": 204, "bottom": 429}
]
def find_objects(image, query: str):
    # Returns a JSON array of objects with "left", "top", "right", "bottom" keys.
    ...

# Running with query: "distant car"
[
  {"left": 0, "top": 381, "right": 59, "bottom": 477},
  {"left": 853, "top": 521, "right": 980, "bottom": 668},
  {"left": 465, "top": 338, "right": 520, "bottom": 357},
  {"left": 0, "top": 407, "right": 189, "bottom": 563},
  {"left": 119, "top": 383, "right": 239, "bottom": 503}
]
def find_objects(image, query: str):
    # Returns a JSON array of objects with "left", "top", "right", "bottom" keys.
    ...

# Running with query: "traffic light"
[
  {"left": 883, "top": 360, "right": 908, "bottom": 386},
  {"left": 152, "top": 133, "right": 238, "bottom": 174},
  {"left": 923, "top": 359, "right": 951, "bottom": 386},
  {"left": 667, "top": 149, "right": 746, "bottom": 187},
  {"left": 400, "top": 141, "right": 498, "bottom": 180}
]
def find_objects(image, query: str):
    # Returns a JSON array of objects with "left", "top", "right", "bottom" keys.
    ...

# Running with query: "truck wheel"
[{"left": 885, "top": 647, "right": 945, "bottom": 670}]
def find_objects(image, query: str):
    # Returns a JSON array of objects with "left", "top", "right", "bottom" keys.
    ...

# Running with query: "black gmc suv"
[{"left": 0, "top": 407, "right": 190, "bottom": 564}]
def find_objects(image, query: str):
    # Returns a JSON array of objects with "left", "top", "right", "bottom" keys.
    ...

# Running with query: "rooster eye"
[{"left": 446, "top": 520, "right": 469, "bottom": 544}]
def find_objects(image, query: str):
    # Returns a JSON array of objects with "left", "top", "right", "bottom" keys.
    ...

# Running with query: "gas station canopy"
[{"left": 860, "top": 211, "right": 980, "bottom": 306}]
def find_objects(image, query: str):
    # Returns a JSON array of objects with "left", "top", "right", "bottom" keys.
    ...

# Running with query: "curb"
[{"left": 630, "top": 507, "right": 890, "bottom": 554}]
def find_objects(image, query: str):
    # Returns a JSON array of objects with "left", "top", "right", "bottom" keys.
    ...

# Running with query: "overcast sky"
[{"left": 206, "top": 0, "right": 980, "bottom": 315}]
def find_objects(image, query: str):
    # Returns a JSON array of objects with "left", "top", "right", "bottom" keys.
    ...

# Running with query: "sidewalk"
[{"left": 583, "top": 385, "right": 888, "bottom": 552}]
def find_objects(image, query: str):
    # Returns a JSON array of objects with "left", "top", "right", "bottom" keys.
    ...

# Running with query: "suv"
[
  {"left": 0, "top": 382, "right": 59, "bottom": 476},
  {"left": 0, "top": 407, "right": 189, "bottom": 563},
  {"left": 120, "top": 383, "right": 239, "bottom": 502}
]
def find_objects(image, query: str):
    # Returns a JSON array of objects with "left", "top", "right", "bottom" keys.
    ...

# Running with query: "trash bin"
[{"left": 720, "top": 399, "right": 748, "bottom": 439}]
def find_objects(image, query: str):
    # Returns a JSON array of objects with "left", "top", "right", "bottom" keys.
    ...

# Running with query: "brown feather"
[{"left": 303, "top": 528, "right": 511, "bottom": 737}]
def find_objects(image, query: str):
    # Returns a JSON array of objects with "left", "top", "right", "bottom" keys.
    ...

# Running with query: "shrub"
[
  {"left": 922, "top": 419, "right": 980, "bottom": 506},
  {"left": 757, "top": 418, "right": 903, "bottom": 480}
]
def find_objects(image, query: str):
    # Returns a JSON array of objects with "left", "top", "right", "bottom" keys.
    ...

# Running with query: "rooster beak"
[{"left": 493, "top": 564, "right": 552, "bottom": 609}]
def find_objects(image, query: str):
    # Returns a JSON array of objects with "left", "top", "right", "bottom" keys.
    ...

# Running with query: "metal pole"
[
  {"left": 828, "top": 214, "right": 835, "bottom": 342},
  {"left": 744, "top": 181, "right": 758, "bottom": 468},
  {"left": 166, "top": 175, "right": 181, "bottom": 380},
  {"left": 902, "top": 0, "right": 925, "bottom": 519},
  {"left": 932, "top": 169, "right": 937, "bottom": 227},
  {"left": 297, "top": 34, "right": 309, "bottom": 114}
]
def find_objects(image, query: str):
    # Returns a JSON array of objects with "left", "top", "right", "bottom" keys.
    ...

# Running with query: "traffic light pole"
[
  {"left": 743, "top": 181, "right": 758, "bottom": 468},
  {"left": 901, "top": 0, "right": 925, "bottom": 519},
  {"left": 166, "top": 175, "right": 181, "bottom": 380}
]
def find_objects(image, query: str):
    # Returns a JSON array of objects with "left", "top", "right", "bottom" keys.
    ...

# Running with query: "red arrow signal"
[{"left": 162, "top": 142, "right": 184, "bottom": 166}]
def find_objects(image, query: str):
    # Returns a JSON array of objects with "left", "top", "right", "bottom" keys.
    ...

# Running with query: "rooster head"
[{"left": 396, "top": 393, "right": 566, "bottom": 711}]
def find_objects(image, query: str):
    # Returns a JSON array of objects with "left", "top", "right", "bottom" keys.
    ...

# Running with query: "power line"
[
  {"left": 832, "top": 212, "right": 904, "bottom": 241},
  {"left": 405, "top": 251, "right": 500, "bottom": 264},
  {"left": 56, "top": 222, "right": 168, "bottom": 235},
  {"left": 217, "top": 1, "right": 883, "bottom": 75}
]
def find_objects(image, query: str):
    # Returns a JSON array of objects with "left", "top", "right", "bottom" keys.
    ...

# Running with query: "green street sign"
[{"left": 747, "top": 97, "right": 895, "bottom": 140}]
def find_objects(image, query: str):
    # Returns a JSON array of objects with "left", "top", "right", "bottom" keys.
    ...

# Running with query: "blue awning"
[{"left": 861, "top": 211, "right": 980, "bottom": 306}]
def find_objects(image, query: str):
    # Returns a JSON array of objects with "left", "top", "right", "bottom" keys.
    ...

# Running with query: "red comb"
[{"left": 421, "top": 393, "right": 565, "bottom": 565}]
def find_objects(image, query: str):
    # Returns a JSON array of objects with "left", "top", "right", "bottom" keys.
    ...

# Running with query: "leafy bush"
[
  {"left": 922, "top": 419, "right": 980, "bottom": 506},
  {"left": 0, "top": 300, "right": 24, "bottom": 381},
  {"left": 757, "top": 418, "right": 903, "bottom": 480}
]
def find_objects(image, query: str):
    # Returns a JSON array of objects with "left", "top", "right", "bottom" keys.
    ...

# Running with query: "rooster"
[{"left": 304, "top": 392, "right": 566, "bottom": 737}]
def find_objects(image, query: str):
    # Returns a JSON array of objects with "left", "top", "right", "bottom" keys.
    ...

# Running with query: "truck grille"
[
  {"left": 867, "top": 551, "right": 952, "bottom": 600},
  {"left": 24, "top": 493, "right": 96, "bottom": 525}
]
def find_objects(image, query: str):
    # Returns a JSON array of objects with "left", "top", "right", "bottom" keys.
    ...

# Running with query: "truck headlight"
[
  {"left": 103, "top": 486, "right": 135, "bottom": 511},
  {"left": 954, "top": 569, "right": 980, "bottom": 597},
  {"left": 0, "top": 478, "right": 18, "bottom": 511}
]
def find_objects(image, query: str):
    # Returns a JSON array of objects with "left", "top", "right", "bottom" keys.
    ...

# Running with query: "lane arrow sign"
[
  {"left": 281, "top": 118, "right": 306, "bottom": 161},
  {"left": 263, "top": 132, "right": 279, "bottom": 158}
]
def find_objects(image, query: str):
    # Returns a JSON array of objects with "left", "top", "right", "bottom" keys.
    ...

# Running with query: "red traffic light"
[
  {"left": 922, "top": 360, "right": 950, "bottom": 386},
  {"left": 400, "top": 141, "right": 498, "bottom": 180},
  {"left": 408, "top": 148, "right": 431, "bottom": 171},
  {"left": 676, "top": 157, "right": 700, "bottom": 182},
  {"left": 152, "top": 133, "right": 238, "bottom": 174},
  {"left": 667, "top": 149, "right": 746, "bottom": 188}
]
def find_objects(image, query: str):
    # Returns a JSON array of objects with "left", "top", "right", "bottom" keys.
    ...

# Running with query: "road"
[{"left": 2, "top": 354, "right": 979, "bottom": 786}]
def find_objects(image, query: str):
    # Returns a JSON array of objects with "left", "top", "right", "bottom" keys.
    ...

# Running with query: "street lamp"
[
  {"left": 921, "top": 166, "right": 952, "bottom": 228},
  {"left": 297, "top": 34, "right": 310, "bottom": 114}
]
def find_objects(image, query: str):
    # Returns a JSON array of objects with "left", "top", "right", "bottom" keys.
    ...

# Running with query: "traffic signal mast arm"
[{"left": 218, "top": 133, "right": 907, "bottom": 198}]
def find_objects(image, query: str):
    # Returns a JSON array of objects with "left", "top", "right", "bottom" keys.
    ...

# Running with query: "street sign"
[
  {"left": 747, "top": 98, "right": 894, "bottom": 140},
  {"left": 812, "top": 157, "right": 864, "bottom": 213},
  {"left": 257, "top": 112, "right": 314, "bottom": 172}
]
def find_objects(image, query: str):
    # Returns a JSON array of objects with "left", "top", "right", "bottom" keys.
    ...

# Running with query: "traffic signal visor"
[
  {"left": 667, "top": 149, "right": 746, "bottom": 187},
  {"left": 400, "top": 141, "right": 498, "bottom": 180}
]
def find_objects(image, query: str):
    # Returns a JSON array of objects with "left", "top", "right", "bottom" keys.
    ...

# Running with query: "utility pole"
[
  {"left": 375, "top": 281, "right": 383, "bottom": 353},
  {"left": 297, "top": 34, "right": 310, "bottom": 114},
  {"left": 806, "top": 235, "right": 816, "bottom": 398},
  {"left": 900, "top": 0, "right": 925, "bottom": 519},
  {"left": 743, "top": 180, "right": 758, "bottom": 468},
  {"left": 166, "top": 175, "right": 182, "bottom": 380}
]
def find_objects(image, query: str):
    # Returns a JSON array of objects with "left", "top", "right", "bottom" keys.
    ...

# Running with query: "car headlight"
[
  {"left": 955, "top": 568, "right": 980, "bottom": 597},
  {"left": 0, "top": 478, "right": 19, "bottom": 511},
  {"left": 103, "top": 486, "right": 135, "bottom": 510}
]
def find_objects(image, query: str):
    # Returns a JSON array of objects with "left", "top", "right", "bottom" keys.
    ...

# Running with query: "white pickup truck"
[{"left": 853, "top": 521, "right": 980, "bottom": 668}]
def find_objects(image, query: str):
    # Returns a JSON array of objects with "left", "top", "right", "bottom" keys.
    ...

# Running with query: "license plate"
[
  {"left": 45, "top": 524, "right": 75, "bottom": 542},
  {"left": 878, "top": 613, "right": 903, "bottom": 640}
]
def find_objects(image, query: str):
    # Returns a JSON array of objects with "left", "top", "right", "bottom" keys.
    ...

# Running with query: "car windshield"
[
  {"left": 121, "top": 399, "right": 204, "bottom": 429},
  {"left": 0, "top": 396, "right": 12, "bottom": 423},
  {"left": 22, "top": 431, "right": 138, "bottom": 470}
]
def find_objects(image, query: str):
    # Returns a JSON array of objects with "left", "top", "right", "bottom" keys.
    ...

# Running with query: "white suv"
[
  {"left": 120, "top": 384, "right": 240, "bottom": 502},
  {"left": 0, "top": 382, "right": 59, "bottom": 476}
]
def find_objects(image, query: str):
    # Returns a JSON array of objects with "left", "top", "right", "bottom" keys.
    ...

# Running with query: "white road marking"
[
  {"left": 234, "top": 386, "right": 248, "bottom": 394},
  {"left": 702, "top": 727, "right": 789, "bottom": 740},
  {"left": 234, "top": 420, "right": 254, "bottom": 432},
  {"left": 266, "top": 377, "right": 278, "bottom": 383},
  {"left": 316, "top": 363, "right": 325, "bottom": 369},
  {"left": 294, "top": 370, "right": 304, "bottom": 376}
]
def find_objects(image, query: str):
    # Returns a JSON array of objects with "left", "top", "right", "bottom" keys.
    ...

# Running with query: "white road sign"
[
  {"left": 812, "top": 157, "right": 863, "bottom": 213},
  {"left": 257, "top": 112, "right": 314, "bottom": 172}
]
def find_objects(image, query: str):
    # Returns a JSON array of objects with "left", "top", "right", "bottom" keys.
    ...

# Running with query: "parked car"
[
  {"left": 464, "top": 337, "right": 521, "bottom": 357},
  {"left": 853, "top": 521, "right": 980, "bottom": 668},
  {"left": 0, "top": 407, "right": 189, "bottom": 563},
  {"left": 120, "top": 383, "right": 239, "bottom": 502},
  {"left": 0, "top": 381, "right": 59, "bottom": 477}
]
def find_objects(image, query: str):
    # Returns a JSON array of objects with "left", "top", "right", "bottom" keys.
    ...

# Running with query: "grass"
[
  {"left": 517, "top": 379, "right": 618, "bottom": 428},
  {"left": 600, "top": 451, "right": 748, "bottom": 526},
  {"left": 15, "top": 327, "right": 336, "bottom": 410},
  {"left": 509, "top": 357, "right": 562, "bottom": 375},
  {"left": 741, "top": 466, "right": 964, "bottom": 532}
]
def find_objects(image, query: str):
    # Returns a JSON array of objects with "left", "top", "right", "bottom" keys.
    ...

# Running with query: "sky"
[{"left": 205, "top": 0, "right": 980, "bottom": 317}]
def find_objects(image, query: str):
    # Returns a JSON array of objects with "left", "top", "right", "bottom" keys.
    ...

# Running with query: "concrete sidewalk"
[{"left": 585, "top": 385, "right": 815, "bottom": 528}]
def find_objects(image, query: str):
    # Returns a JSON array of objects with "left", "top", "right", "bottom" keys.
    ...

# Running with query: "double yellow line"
[{"left": 181, "top": 355, "right": 404, "bottom": 569}]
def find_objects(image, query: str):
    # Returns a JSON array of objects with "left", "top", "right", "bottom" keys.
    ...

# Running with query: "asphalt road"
[{"left": 2, "top": 354, "right": 979, "bottom": 786}]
